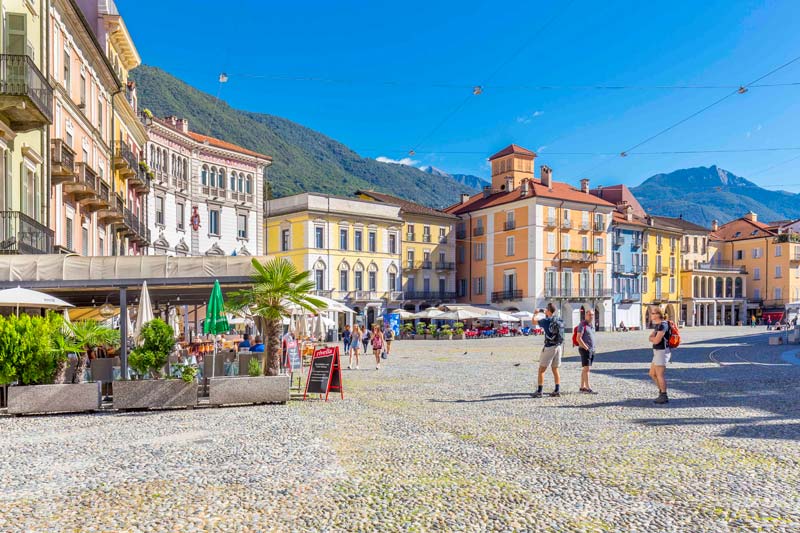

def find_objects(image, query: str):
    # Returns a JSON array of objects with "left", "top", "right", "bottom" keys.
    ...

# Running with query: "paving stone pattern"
[{"left": 1, "top": 327, "right": 798, "bottom": 532}]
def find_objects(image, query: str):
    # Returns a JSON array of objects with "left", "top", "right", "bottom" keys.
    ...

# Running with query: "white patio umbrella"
[
  {"left": 311, "top": 314, "right": 326, "bottom": 340},
  {"left": 134, "top": 280, "right": 154, "bottom": 344},
  {"left": 512, "top": 311, "right": 535, "bottom": 322},
  {"left": 388, "top": 309, "right": 415, "bottom": 320},
  {"left": 284, "top": 294, "right": 354, "bottom": 315},
  {"left": 295, "top": 309, "right": 309, "bottom": 338},
  {"left": 438, "top": 309, "right": 483, "bottom": 321},
  {"left": 0, "top": 286, "right": 73, "bottom": 315},
  {"left": 412, "top": 308, "right": 445, "bottom": 319},
  {"left": 480, "top": 310, "right": 521, "bottom": 323},
  {"left": 168, "top": 306, "right": 181, "bottom": 338}
]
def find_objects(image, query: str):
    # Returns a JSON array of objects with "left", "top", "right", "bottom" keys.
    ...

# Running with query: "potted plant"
[
  {"left": 4, "top": 313, "right": 103, "bottom": 415},
  {"left": 426, "top": 323, "right": 437, "bottom": 340},
  {"left": 440, "top": 324, "right": 453, "bottom": 340},
  {"left": 415, "top": 322, "right": 426, "bottom": 340},
  {"left": 454, "top": 322, "right": 466, "bottom": 340},
  {"left": 114, "top": 319, "right": 196, "bottom": 410},
  {"left": 218, "top": 258, "right": 323, "bottom": 405},
  {"left": 402, "top": 322, "right": 414, "bottom": 339}
]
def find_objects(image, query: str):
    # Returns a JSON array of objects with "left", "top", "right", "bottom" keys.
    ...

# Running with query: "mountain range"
[
  {"left": 131, "top": 66, "right": 478, "bottom": 208},
  {"left": 419, "top": 166, "right": 489, "bottom": 190},
  {"left": 631, "top": 165, "right": 800, "bottom": 227}
]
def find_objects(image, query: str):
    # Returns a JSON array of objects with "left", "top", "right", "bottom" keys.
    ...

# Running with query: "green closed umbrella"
[{"left": 204, "top": 280, "right": 229, "bottom": 377}]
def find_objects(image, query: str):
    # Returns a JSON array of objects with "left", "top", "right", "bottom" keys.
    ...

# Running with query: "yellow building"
[
  {"left": 0, "top": 0, "right": 52, "bottom": 254},
  {"left": 641, "top": 217, "right": 683, "bottom": 326},
  {"left": 355, "top": 190, "right": 457, "bottom": 311},
  {"left": 266, "top": 193, "right": 403, "bottom": 327}
]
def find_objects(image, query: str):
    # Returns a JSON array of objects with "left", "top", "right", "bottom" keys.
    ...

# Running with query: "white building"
[{"left": 142, "top": 115, "right": 271, "bottom": 256}]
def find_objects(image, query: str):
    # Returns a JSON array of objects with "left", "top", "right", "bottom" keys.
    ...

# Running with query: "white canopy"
[
  {"left": 480, "top": 310, "right": 521, "bottom": 323},
  {"left": 438, "top": 309, "right": 484, "bottom": 321},
  {"left": 134, "top": 280, "right": 155, "bottom": 343},
  {"left": 284, "top": 294, "right": 354, "bottom": 315},
  {"left": 0, "top": 287, "right": 73, "bottom": 312},
  {"left": 387, "top": 309, "right": 415, "bottom": 320},
  {"left": 413, "top": 308, "right": 445, "bottom": 319},
  {"left": 512, "top": 311, "right": 535, "bottom": 321}
]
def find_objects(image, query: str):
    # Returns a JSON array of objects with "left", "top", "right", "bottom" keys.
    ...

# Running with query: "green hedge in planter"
[
  {"left": 129, "top": 319, "right": 175, "bottom": 379},
  {"left": 0, "top": 313, "right": 65, "bottom": 386}
]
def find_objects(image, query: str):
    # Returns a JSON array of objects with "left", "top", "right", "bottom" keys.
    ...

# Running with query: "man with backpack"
[
  {"left": 575, "top": 309, "right": 597, "bottom": 394},
  {"left": 648, "top": 306, "right": 679, "bottom": 404},
  {"left": 532, "top": 303, "right": 564, "bottom": 398}
]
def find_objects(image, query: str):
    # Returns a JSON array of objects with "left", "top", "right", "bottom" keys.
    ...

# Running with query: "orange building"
[{"left": 446, "top": 145, "right": 616, "bottom": 330}]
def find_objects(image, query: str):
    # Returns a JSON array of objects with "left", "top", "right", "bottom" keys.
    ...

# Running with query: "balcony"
[
  {"left": 346, "top": 290, "right": 381, "bottom": 301},
  {"left": 594, "top": 221, "right": 604, "bottom": 231},
  {"left": 50, "top": 139, "right": 76, "bottom": 185},
  {"left": 64, "top": 162, "right": 99, "bottom": 201},
  {"left": 0, "top": 54, "right": 53, "bottom": 131},
  {"left": 473, "top": 227, "right": 484, "bottom": 237},
  {"left": 641, "top": 240, "right": 649, "bottom": 251},
  {"left": 229, "top": 190, "right": 254, "bottom": 204},
  {"left": 311, "top": 289, "right": 333, "bottom": 298},
  {"left": 544, "top": 288, "right": 613, "bottom": 299},
  {"left": 612, "top": 234, "right": 624, "bottom": 247},
  {"left": 456, "top": 230, "right": 466, "bottom": 239},
  {"left": 172, "top": 176, "right": 188, "bottom": 191},
  {"left": 421, "top": 260, "right": 432, "bottom": 269},
  {"left": 579, "top": 221, "right": 590, "bottom": 232},
  {"left": 0, "top": 211, "right": 52, "bottom": 254},
  {"left": 696, "top": 261, "right": 747, "bottom": 273},
  {"left": 791, "top": 252, "right": 800, "bottom": 263},
  {"left": 405, "top": 291, "right": 457, "bottom": 301},
  {"left": 422, "top": 234, "right": 432, "bottom": 243},
  {"left": 491, "top": 289, "right": 523, "bottom": 303},
  {"left": 544, "top": 217, "right": 557, "bottom": 228},
  {"left": 122, "top": 208, "right": 150, "bottom": 245},
  {"left": 670, "top": 246, "right": 676, "bottom": 255},
  {"left": 618, "top": 292, "right": 642, "bottom": 303},
  {"left": 632, "top": 238, "right": 643, "bottom": 249},
  {"left": 114, "top": 142, "right": 138, "bottom": 177},
  {"left": 612, "top": 264, "right": 642, "bottom": 276},
  {"left": 504, "top": 220, "right": 516, "bottom": 231},
  {"left": 128, "top": 165, "right": 149, "bottom": 191},
  {"left": 97, "top": 192, "right": 125, "bottom": 224},
  {"left": 384, "top": 291, "right": 404, "bottom": 301},
  {"left": 435, "top": 261, "right": 456, "bottom": 270},
  {"left": 774, "top": 233, "right": 800, "bottom": 244},
  {"left": 559, "top": 250, "right": 598, "bottom": 263},
  {"left": 653, "top": 266, "right": 670, "bottom": 276},
  {"left": 439, "top": 236, "right": 448, "bottom": 244},
  {"left": 406, "top": 260, "right": 418, "bottom": 270},
  {"left": 406, "top": 232, "right": 415, "bottom": 241},
  {"left": 561, "top": 219, "right": 572, "bottom": 229},
  {"left": 79, "top": 173, "right": 111, "bottom": 213}
]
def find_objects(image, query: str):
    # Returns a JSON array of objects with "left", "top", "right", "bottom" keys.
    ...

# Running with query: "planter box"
[
  {"left": 7, "top": 382, "right": 100, "bottom": 415},
  {"left": 208, "top": 375, "right": 290, "bottom": 406},
  {"left": 114, "top": 379, "right": 197, "bottom": 410}
]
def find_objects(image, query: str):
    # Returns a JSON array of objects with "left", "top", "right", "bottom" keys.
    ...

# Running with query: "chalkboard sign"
[
  {"left": 303, "top": 346, "right": 343, "bottom": 401},
  {"left": 286, "top": 340, "right": 302, "bottom": 372}
]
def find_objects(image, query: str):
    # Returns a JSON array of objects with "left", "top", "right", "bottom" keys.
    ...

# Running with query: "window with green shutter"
[{"left": 5, "top": 13, "right": 27, "bottom": 56}]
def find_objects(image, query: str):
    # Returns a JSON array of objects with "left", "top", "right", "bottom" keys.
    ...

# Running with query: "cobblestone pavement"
[{"left": 1, "top": 327, "right": 799, "bottom": 532}]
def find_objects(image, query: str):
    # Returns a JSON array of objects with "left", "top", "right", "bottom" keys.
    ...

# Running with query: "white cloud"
[
  {"left": 376, "top": 156, "right": 419, "bottom": 166},
  {"left": 537, "top": 145, "right": 548, "bottom": 153},
  {"left": 516, "top": 110, "right": 544, "bottom": 124}
]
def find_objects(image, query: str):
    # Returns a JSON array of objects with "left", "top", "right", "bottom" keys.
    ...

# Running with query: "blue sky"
[{"left": 121, "top": 0, "right": 800, "bottom": 190}]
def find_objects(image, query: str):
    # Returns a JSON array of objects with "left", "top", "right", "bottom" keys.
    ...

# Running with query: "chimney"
[
  {"left": 167, "top": 115, "right": 178, "bottom": 126},
  {"left": 520, "top": 179, "right": 529, "bottom": 197},
  {"left": 712, "top": 219, "right": 719, "bottom": 231},
  {"left": 461, "top": 193, "right": 470, "bottom": 204},
  {"left": 646, "top": 215, "right": 654, "bottom": 226},
  {"left": 483, "top": 185, "right": 492, "bottom": 198},
  {"left": 580, "top": 178, "right": 590, "bottom": 193},
  {"left": 744, "top": 211, "right": 758, "bottom": 222},
  {"left": 177, "top": 118, "right": 189, "bottom": 134},
  {"left": 505, "top": 175, "right": 514, "bottom": 192},
  {"left": 626, "top": 204, "right": 633, "bottom": 222},
  {"left": 540, "top": 165, "right": 553, "bottom": 191}
]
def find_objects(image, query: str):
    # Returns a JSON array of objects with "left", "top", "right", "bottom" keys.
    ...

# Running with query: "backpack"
[
  {"left": 385, "top": 329, "right": 395, "bottom": 341},
  {"left": 545, "top": 318, "right": 564, "bottom": 345},
  {"left": 666, "top": 320, "right": 680, "bottom": 349},
  {"left": 571, "top": 322, "right": 583, "bottom": 347}
]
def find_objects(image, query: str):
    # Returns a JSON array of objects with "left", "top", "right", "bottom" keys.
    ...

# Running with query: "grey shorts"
[
  {"left": 652, "top": 349, "right": 671, "bottom": 366},
  {"left": 539, "top": 345, "right": 563, "bottom": 369}
]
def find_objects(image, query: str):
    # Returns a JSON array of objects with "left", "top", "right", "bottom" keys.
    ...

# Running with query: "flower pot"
[
  {"left": 208, "top": 375, "right": 290, "bottom": 406},
  {"left": 114, "top": 379, "right": 196, "bottom": 410},
  {"left": 7, "top": 382, "right": 100, "bottom": 415}
]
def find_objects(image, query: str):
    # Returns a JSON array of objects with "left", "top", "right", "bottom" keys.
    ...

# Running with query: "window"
[
  {"left": 208, "top": 209, "right": 220, "bottom": 236},
  {"left": 563, "top": 208, "right": 570, "bottom": 221},
  {"left": 315, "top": 226, "right": 324, "bottom": 248},
  {"left": 219, "top": 170, "right": 226, "bottom": 190},
  {"left": 563, "top": 234, "right": 570, "bottom": 250},
  {"left": 155, "top": 196, "right": 165, "bottom": 226},
  {"left": 474, "top": 276, "right": 485, "bottom": 295},
  {"left": 407, "top": 250, "right": 415, "bottom": 268},
  {"left": 339, "top": 270, "right": 348, "bottom": 291},
  {"left": 439, "top": 227, "right": 446, "bottom": 243},
  {"left": 507, "top": 210, "right": 515, "bottom": 228},
  {"left": 775, "top": 245, "right": 782, "bottom": 257},
  {"left": 595, "top": 213, "right": 604, "bottom": 230},
  {"left": 506, "top": 236, "right": 514, "bottom": 256},
  {"left": 368, "top": 271, "right": 377, "bottom": 292},
  {"left": 340, "top": 228, "right": 349, "bottom": 250},
  {"left": 775, "top": 287, "right": 782, "bottom": 300},
  {"left": 547, "top": 233, "right": 556, "bottom": 253},
  {"left": 354, "top": 271, "right": 363, "bottom": 291},
  {"left": 458, "top": 279, "right": 467, "bottom": 297},
  {"left": 97, "top": 99, "right": 103, "bottom": 132},
  {"left": 245, "top": 176, "right": 252, "bottom": 194},
  {"left": 82, "top": 227, "right": 89, "bottom": 256},
  {"left": 547, "top": 206, "right": 556, "bottom": 222},
  {"left": 669, "top": 256, "right": 675, "bottom": 272},
  {"left": 406, "top": 276, "right": 415, "bottom": 291},
  {"left": 389, "top": 233, "right": 397, "bottom": 254},
  {"left": 66, "top": 217, "right": 73, "bottom": 251},
  {"left": 353, "top": 229, "right": 362, "bottom": 251},
  {"left": 752, "top": 247, "right": 762, "bottom": 259},
  {"left": 63, "top": 49, "right": 70, "bottom": 86},
  {"left": 177, "top": 203, "right": 185, "bottom": 230},
  {"left": 98, "top": 234, "right": 104, "bottom": 256},
  {"left": 368, "top": 231, "right": 376, "bottom": 252},
  {"left": 642, "top": 276, "right": 648, "bottom": 293},
  {"left": 775, "top": 266, "right": 782, "bottom": 278},
  {"left": 238, "top": 174, "right": 244, "bottom": 192},
  {"left": 407, "top": 224, "right": 415, "bottom": 240},
  {"left": 753, "top": 267, "right": 761, "bottom": 280},
  {"left": 581, "top": 211, "right": 589, "bottom": 227},
  {"left": 276, "top": 229, "right": 289, "bottom": 251},
  {"left": 423, "top": 225, "right": 431, "bottom": 242},
  {"left": 230, "top": 174, "right": 236, "bottom": 191},
  {"left": 209, "top": 168, "right": 217, "bottom": 188},
  {"left": 457, "top": 246, "right": 465, "bottom": 263},
  {"left": 315, "top": 269, "right": 324, "bottom": 291},
  {"left": 474, "top": 242, "right": 485, "bottom": 260},
  {"left": 735, "top": 249, "right": 743, "bottom": 260},
  {"left": 669, "top": 277, "right": 675, "bottom": 293},
  {"left": 753, "top": 288, "right": 761, "bottom": 300},
  {"left": 201, "top": 166, "right": 208, "bottom": 186},
  {"left": 237, "top": 214, "right": 248, "bottom": 239},
  {"left": 80, "top": 73, "right": 86, "bottom": 107},
  {"left": 595, "top": 237, "right": 604, "bottom": 255}
]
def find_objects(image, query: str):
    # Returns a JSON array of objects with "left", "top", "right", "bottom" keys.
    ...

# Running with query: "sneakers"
[
  {"left": 355, "top": 365, "right": 360, "bottom": 370},
  {"left": 376, "top": 365, "right": 380, "bottom": 370},
  {"left": 549, "top": 390, "right": 561, "bottom": 397},
  {"left": 580, "top": 388, "right": 597, "bottom": 394},
  {"left": 531, "top": 391, "right": 543, "bottom": 398},
  {"left": 348, "top": 365, "right": 352, "bottom": 370},
  {"left": 654, "top": 392, "right": 669, "bottom": 404}
]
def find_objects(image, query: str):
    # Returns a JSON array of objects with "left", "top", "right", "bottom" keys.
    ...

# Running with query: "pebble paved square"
[{"left": 2, "top": 327, "right": 799, "bottom": 532}]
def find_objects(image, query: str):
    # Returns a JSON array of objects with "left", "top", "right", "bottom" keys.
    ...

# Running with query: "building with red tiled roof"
[
  {"left": 142, "top": 115, "right": 272, "bottom": 257},
  {"left": 444, "top": 144, "right": 615, "bottom": 330}
]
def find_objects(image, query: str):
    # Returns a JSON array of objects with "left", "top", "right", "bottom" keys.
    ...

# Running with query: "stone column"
[
  {"left": 691, "top": 303, "right": 696, "bottom": 327},
  {"left": 721, "top": 304, "right": 726, "bottom": 326},
  {"left": 713, "top": 302, "right": 718, "bottom": 326}
]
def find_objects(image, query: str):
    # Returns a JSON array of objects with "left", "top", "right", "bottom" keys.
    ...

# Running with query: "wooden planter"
[
  {"left": 208, "top": 375, "right": 290, "bottom": 406},
  {"left": 114, "top": 379, "right": 197, "bottom": 410},
  {"left": 7, "top": 383, "right": 100, "bottom": 415}
]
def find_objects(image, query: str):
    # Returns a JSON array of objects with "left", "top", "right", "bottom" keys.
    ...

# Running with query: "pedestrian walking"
[
  {"left": 767, "top": 316, "right": 772, "bottom": 330},
  {"left": 648, "top": 306, "right": 670, "bottom": 404},
  {"left": 577, "top": 309, "right": 597, "bottom": 394},
  {"left": 532, "top": 303, "right": 563, "bottom": 397},
  {"left": 751, "top": 314, "right": 756, "bottom": 328},
  {"left": 371, "top": 325, "right": 385, "bottom": 370},
  {"left": 342, "top": 325, "right": 352, "bottom": 358},
  {"left": 362, "top": 325, "right": 372, "bottom": 355},
  {"left": 349, "top": 325, "right": 362, "bottom": 369},
  {"left": 383, "top": 324, "right": 395, "bottom": 358}
]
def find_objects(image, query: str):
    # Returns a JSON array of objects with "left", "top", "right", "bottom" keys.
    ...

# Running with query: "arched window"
[
  {"left": 715, "top": 277, "right": 723, "bottom": 298},
  {"left": 238, "top": 173, "right": 244, "bottom": 192},
  {"left": 218, "top": 169, "right": 226, "bottom": 190},
  {"left": 230, "top": 172, "right": 236, "bottom": 191},
  {"left": 734, "top": 277, "right": 743, "bottom": 298},
  {"left": 313, "top": 260, "right": 326, "bottom": 291},
  {"left": 171, "top": 154, "right": 176, "bottom": 175},
  {"left": 725, "top": 277, "right": 733, "bottom": 298},
  {"left": 245, "top": 175, "right": 252, "bottom": 194},
  {"left": 183, "top": 158, "right": 188, "bottom": 179},
  {"left": 149, "top": 145, "right": 155, "bottom": 167},
  {"left": 201, "top": 165, "right": 208, "bottom": 185},
  {"left": 210, "top": 166, "right": 217, "bottom": 188}
]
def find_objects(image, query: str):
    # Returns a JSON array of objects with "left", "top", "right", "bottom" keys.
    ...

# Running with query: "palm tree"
[
  {"left": 232, "top": 258, "right": 323, "bottom": 376},
  {"left": 69, "top": 320, "right": 121, "bottom": 383}
]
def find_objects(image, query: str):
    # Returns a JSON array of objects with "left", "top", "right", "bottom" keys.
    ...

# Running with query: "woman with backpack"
[
  {"left": 371, "top": 325, "right": 385, "bottom": 370},
  {"left": 349, "top": 325, "right": 362, "bottom": 370},
  {"left": 362, "top": 326, "right": 372, "bottom": 355},
  {"left": 648, "top": 306, "right": 671, "bottom": 404}
]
